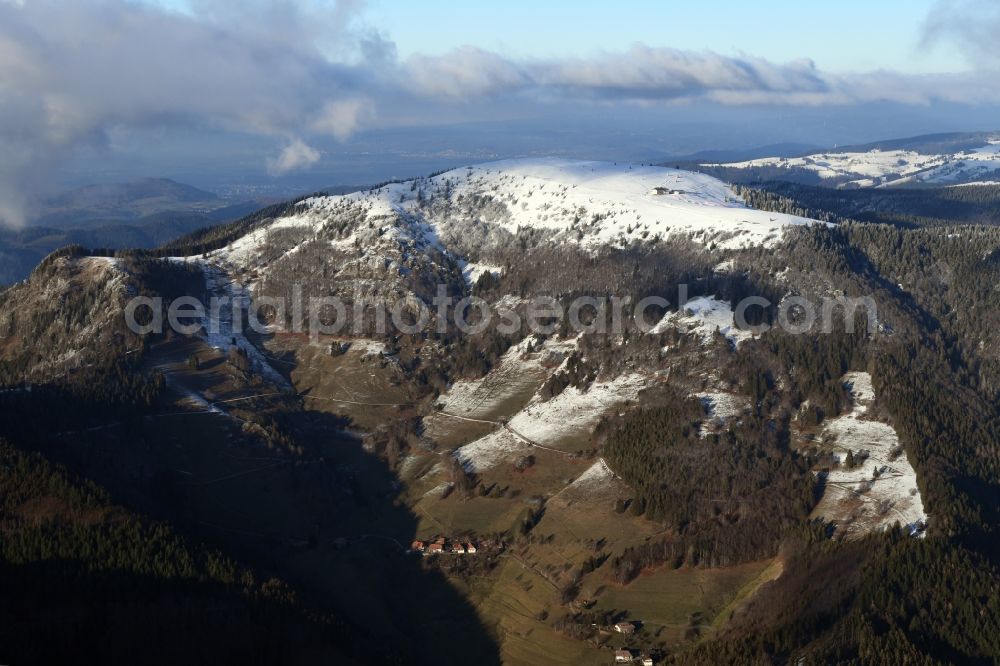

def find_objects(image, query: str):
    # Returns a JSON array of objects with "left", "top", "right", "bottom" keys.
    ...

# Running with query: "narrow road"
[
  {"left": 434, "top": 407, "right": 581, "bottom": 459},
  {"left": 503, "top": 423, "right": 578, "bottom": 458}
]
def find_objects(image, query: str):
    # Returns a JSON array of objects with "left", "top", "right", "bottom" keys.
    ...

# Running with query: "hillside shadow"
[
  {"left": 0, "top": 560, "right": 364, "bottom": 665},
  {"left": 0, "top": 380, "right": 501, "bottom": 665},
  {"left": 279, "top": 408, "right": 502, "bottom": 665}
]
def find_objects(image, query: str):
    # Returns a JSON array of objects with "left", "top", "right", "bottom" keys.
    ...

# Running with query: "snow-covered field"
[
  {"left": 454, "top": 428, "right": 530, "bottom": 473},
  {"left": 653, "top": 296, "right": 754, "bottom": 346},
  {"left": 422, "top": 336, "right": 579, "bottom": 445},
  {"left": 205, "top": 212, "right": 318, "bottom": 269},
  {"left": 451, "top": 371, "right": 650, "bottom": 472},
  {"left": 436, "top": 336, "right": 574, "bottom": 419},
  {"left": 713, "top": 140, "right": 1000, "bottom": 188},
  {"left": 812, "top": 372, "right": 926, "bottom": 537},
  {"left": 507, "top": 372, "right": 648, "bottom": 448}
]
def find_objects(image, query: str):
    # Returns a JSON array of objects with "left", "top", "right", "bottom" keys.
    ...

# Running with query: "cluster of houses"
[
  {"left": 614, "top": 649, "right": 654, "bottom": 665},
  {"left": 610, "top": 622, "right": 655, "bottom": 664},
  {"left": 409, "top": 537, "right": 478, "bottom": 555}
]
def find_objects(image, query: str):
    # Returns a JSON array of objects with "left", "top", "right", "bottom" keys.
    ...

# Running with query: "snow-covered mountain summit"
[
  {"left": 418, "top": 158, "right": 817, "bottom": 248},
  {"left": 209, "top": 158, "right": 818, "bottom": 281}
]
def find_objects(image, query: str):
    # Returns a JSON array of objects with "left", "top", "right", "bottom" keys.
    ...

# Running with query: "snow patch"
[
  {"left": 566, "top": 459, "right": 615, "bottom": 492},
  {"left": 695, "top": 391, "right": 747, "bottom": 435},
  {"left": 450, "top": 370, "right": 648, "bottom": 471},
  {"left": 458, "top": 260, "right": 504, "bottom": 286},
  {"left": 352, "top": 339, "right": 388, "bottom": 358},
  {"left": 423, "top": 481, "right": 455, "bottom": 499},
  {"left": 653, "top": 296, "right": 753, "bottom": 346},
  {"left": 813, "top": 372, "right": 926, "bottom": 537}
]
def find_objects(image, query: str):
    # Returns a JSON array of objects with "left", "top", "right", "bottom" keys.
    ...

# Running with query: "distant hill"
[
  {"left": 697, "top": 130, "right": 1000, "bottom": 189},
  {"left": 0, "top": 178, "right": 385, "bottom": 286},
  {"left": 0, "top": 177, "right": 275, "bottom": 286},
  {"left": 38, "top": 178, "right": 222, "bottom": 226},
  {"left": 835, "top": 131, "right": 1000, "bottom": 156},
  {"left": 663, "top": 142, "right": 824, "bottom": 165},
  {"left": 0, "top": 201, "right": 263, "bottom": 286}
]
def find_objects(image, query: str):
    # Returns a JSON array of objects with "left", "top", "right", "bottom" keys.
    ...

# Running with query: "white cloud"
[
  {"left": 311, "top": 97, "right": 375, "bottom": 140},
  {"left": 531, "top": 47, "right": 828, "bottom": 100},
  {"left": 267, "top": 138, "right": 321, "bottom": 175},
  {"left": 403, "top": 47, "right": 529, "bottom": 99},
  {"left": 398, "top": 45, "right": 1000, "bottom": 108}
]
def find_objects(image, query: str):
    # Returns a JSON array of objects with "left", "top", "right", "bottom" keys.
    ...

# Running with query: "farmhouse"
[
  {"left": 451, "top": 543, "right": 466, "bottom": 554},
  {"left": 465, "top": 543, "right": 477, "bottom": 554},
  {"left": 409, "top": 540, "right": 426, "bottom": 553},
  {"left": 614, "top": 649, "right": 633, "bottom": 663},
  {"left": 427, "top": 543, "right": 444, "bottom": 554},
  {"left": 614, "top": 622, "right": 636, "bottom": 635}
]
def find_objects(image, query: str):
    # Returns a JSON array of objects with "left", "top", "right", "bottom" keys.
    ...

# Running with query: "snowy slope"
[
  {"left": 712, "top": 139, "right": 1000, "bottom": 188},
  {"left": 453, "top": 372, "right": 649, "bottom": 472},
  {"left": 205, "top": 159, "right": 821, "bottom": 278},
  {"left": 506, "top": 372, "right": 648, "bottom": 447}
]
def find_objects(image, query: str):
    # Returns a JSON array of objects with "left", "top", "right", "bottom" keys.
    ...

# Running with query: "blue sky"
[
  {"left": 158, "top": 0, "right": 966, "bottom": 73},
  {"left": 370, "top": 0, "right": 962, "bottom": 73}
]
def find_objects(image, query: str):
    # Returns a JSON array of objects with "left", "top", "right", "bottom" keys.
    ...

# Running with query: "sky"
[
  {"left": 157, "top": 0, "right": 965, "bottom": 73},
  {"left": 2, "top": 0, "right": 1000, "bottom": 223},
  {"left": 367, "top": 0, "right": 964, "bottom": 74}
]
